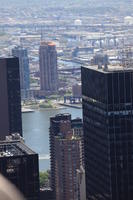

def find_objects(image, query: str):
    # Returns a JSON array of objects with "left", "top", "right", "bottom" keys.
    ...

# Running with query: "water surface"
[{"left": 22, "top": 107, "right": 82, "bottom": 171}]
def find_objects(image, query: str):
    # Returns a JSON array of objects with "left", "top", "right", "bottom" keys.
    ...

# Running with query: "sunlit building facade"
[{"left": 39, "top": 42, "right": 58, "bottom": 93}]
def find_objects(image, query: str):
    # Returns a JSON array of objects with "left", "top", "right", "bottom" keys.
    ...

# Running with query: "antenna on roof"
[{"left": 41, "top": 26, "right": 44, "bottom": 42}]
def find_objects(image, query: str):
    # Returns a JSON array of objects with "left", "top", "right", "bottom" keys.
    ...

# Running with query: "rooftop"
[
  {"left": 83, "top": 65, "right": 133, "bottom": 73},
  {"left": 40, "top": 41, "right": 56, "bottom": 47},
  {"left": 0, "top": 141, "right": 36, "bottom": 157}
]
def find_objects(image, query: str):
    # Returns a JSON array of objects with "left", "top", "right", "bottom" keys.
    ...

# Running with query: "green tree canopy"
[{"left": 39, "top": 171, "right": 49, "bottom": 188}]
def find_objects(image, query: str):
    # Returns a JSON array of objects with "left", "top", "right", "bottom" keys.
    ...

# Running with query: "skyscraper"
[
  {"left": 50, "top": 113, "right": 71, "bottom": 195},
  {"left": 39, "top": 42, "right": 58, "bottom": 93},
  {"left": 12, "top": 46, "right": 30, "bottom": 91},
  {"left": 0, "top": 57, "right": 22, "bottom": 140},
  {"left": 82, "top": 64, "right": 133, "bottom": 200},
  {"left": 55, "top": 125, "right": 82, "bottom": 200},
  {"left": 49, "top": 114, "right": 84, "bottom": 200}
]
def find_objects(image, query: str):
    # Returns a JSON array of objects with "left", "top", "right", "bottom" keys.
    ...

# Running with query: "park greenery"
[
  {"left": 39, "top": 100, "right": 54, "bottom": 109},
  {"left": 39, "top": 171, "right": 49, "bottom": 188}
]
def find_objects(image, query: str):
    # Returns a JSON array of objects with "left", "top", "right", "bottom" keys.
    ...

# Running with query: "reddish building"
[
  {"left": 50, "top": 114, "right": 85, "bottom": 200},
  {"left": 39, "top": 42, "right": 58, "bottom": 94}
]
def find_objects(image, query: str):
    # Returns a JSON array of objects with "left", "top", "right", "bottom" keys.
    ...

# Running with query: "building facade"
[
  {"left": 50, "top": 113, "right": 71, "bottom": 195},
  {"left": 40, "top": 189, "right": 55, "bottom": 200},
  {"left": 49, "top": 113, "right": 84, "bottom": 200},
  {"left": 12, "top": 46, "right": 30, "bottom": 91},
  {"left": 77, "top": 166, "right": 86, "bottom": 200},
  {"left": 39, "top": 42, "right": 58, "bottom": 93},
  {"left": 72, "top": 83, "right": 82, "bottom": 98},
  {"left": 82, "top": 65, "right": 133, "bottom": 200},
  {"left": 55, "top": 129, "right": 82, "bottom": 200},
  {"left": 0, "top": 58, "right": 22, "bottom": 140},
  {"left": 0, "top": 140, "right": 40, "bottom": 200}
]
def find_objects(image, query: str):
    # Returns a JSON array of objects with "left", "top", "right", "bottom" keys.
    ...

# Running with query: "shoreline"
[
  {"left": 22, "top": 105, "right": 67, "bottom": 112},
  {"left": 38, "top": 106, "right": 67, "bottom": 111},
  {"left": 22, "top": 101, "right": 82, "bottom": 111}
]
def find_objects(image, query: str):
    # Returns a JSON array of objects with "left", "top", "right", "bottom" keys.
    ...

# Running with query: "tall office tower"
[
  {"left": 55, "top": 125, "right": 82, "bottom": 200},
  {"left": 39, "top": 42, "right": 58, "bottom": 93},
  {"left": 82, "top": 64, "right": 133, "bottom": 200},
  {"left": 12, "top": 46, "right": 30, "bottom": 91},
  {"left": 50, "top": 114, "right": 84, "bottom": 200},
  {"left": 0, "top": 139, "right": 40, "bottom": 200},
  {"left": 0, "top": 58, "right": 22, "bottom": 140}
]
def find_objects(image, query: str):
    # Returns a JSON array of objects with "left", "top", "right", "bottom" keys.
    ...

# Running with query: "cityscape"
[{"left": 0, "top": 0, "right": 133, "bottom": 200}]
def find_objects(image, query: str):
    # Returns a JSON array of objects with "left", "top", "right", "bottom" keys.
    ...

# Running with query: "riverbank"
[
  {"left": 22, "top": 104, "right": 66, "bottom": 111},
  {"left": 38, "top": 106, "right": 66, "bottom": 111},
  {"left": 22, "top": 99, "right": 82, "bottom": 112}
]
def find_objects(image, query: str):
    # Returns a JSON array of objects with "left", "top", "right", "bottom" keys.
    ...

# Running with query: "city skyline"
[{"left": 1, "top": 1, "right": 133, "bottom": 200}]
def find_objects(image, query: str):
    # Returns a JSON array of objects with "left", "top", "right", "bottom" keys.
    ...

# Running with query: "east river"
[{"left": 22, "top": 107, "right": 82, "bottom": 171}]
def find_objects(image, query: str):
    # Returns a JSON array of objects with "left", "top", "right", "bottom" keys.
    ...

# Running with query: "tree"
[{"left": 39, "top": 171, "right": 49, "bottom": 188}]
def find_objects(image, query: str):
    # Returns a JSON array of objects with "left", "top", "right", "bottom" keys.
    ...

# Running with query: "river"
[{"left": 22, "top": 107, "right": 82, "bottom": 171}]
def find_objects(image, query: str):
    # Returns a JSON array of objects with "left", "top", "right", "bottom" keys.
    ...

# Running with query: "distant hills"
[
  {"left": 0, "top": 0, "right": 132, "bottom": 8},
  {"left": 0, "top": 0, "right": 132, "bottom": 16}
]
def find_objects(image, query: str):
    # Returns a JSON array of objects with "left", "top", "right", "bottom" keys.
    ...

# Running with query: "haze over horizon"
[
  {"left": 0, "top": 0, "right": 132, "bottom": 7},
  {"left": 0, "top": 0, "right": 132, "bottom": 17}
]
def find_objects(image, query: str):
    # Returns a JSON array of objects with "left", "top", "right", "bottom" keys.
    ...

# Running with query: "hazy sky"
[
  {"left": 0, "top": 0, "right": 132, "bottom": 15},
  {"left": 0, "top": 0, "right": 131, "bottom": 6}
]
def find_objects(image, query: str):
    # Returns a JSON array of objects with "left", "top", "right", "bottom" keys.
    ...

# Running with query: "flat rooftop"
[
  {"left": 0, "top": 141, "right": 36, "bottom": 157},
  {"left": 83, "top": 65, "right": 133, "bottom": 73}
]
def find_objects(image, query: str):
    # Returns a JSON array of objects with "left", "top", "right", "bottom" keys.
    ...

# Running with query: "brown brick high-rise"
[{"left": 39, "top": 42, "right": 58, "bottom": 93}]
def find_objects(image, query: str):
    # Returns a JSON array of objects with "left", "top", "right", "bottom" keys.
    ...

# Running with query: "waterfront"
[
  {"left": 22, "top": 107, "right": 82, "bottom": 171},
  {"left": 58, "top": 59, "right": 81, "bottom": 69}
]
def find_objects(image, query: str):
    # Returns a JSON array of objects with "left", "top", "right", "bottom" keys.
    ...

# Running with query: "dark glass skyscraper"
[
  {"left": 0, "top": 139, "right": 40, "bottom": 200},
  {"left": 82, "top": 65, "right": 133, "bottom": 200},
  {"left": 0, "top": 58, "right": 22, "bottom": 140}
]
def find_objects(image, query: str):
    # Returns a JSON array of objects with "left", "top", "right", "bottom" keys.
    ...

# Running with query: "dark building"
[
  {"left": 40, "top": 189, "right": 55, "bottom": 200},
  {"left": 0, "top": 140, "right": 40, "bottom": 200},
  {"left": 49, "top": 114, "right": 83, "bottom": 198},
  {"left": 82, "top": 64, "right": 133, "bottom": 200},
  {"left": 39, "top": 42, "right": 58, "bottom": 94},
  {"left": 0, "top": 58, "right": 22, "bottom": 140}
]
